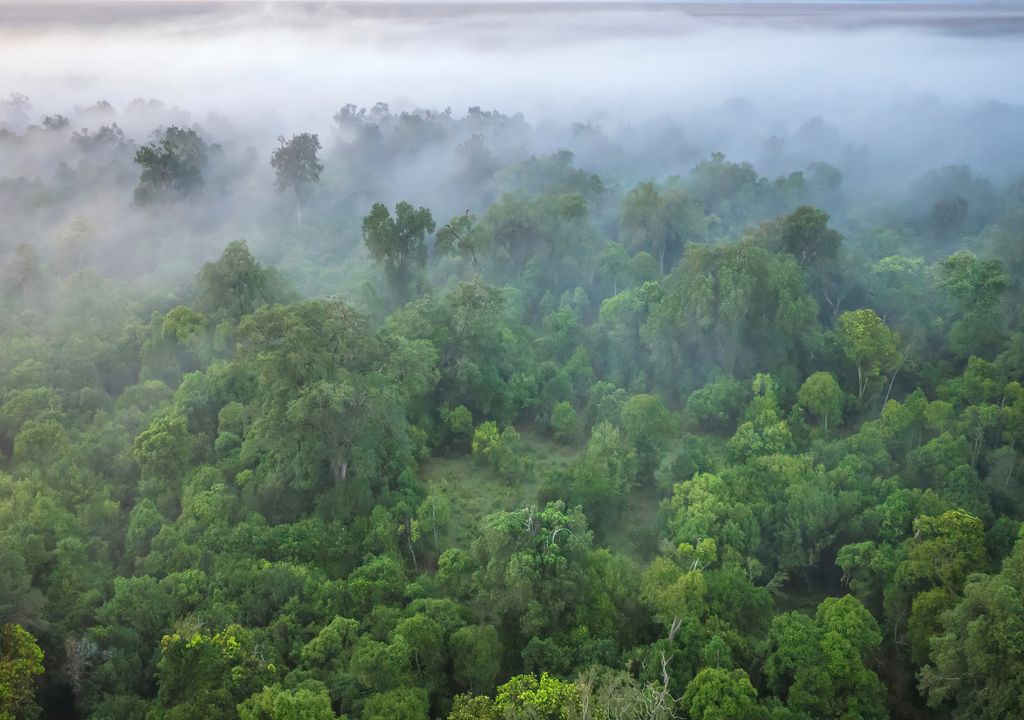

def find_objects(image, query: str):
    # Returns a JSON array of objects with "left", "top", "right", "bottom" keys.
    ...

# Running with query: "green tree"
[
  {"left": 682, "top": 375, "right": 749, "bottom": 434},
  {"left": 236, "top": 300, "right": 437, "bottom": 514},
  {"left": 936, "top": 251, "right": 1007, "bottom": 357},
  {"left": 774, "top": 205, "right": 842, "bottom": 268},
  {"left": 362, "top": 201, "right": 436, "bottom": 301},
  {"left": 471, "top": 422, "right": 523, "bottom": 481},
  {"left": 361, "top": 687, "right": 428, "bottom": 720},
  {"left": 835, "top": 309, "right": 900, "bottom": 402},
  {"left": 680, "top": 667, "right": 766, "bottom": 720},
  {"left": 435, "top": 211, "right": 485, "bottom": 266},
  {"left": 270, "top": 133, "right": 323, "bottom": 226},
  {"left": 644, "top": 241, "right": 817, "bottom": 391},
  {"left": 797, "top": 371, "right": 844, "bottom": 433},
  {"left": 620, "top": 393, "right": 674, "bottom": 478},
  {"left": 195, "top": 240, "right": 287, "bottom": 321},
  {"left": 134, "top": 126, "right": 209, "bottom": 204},
  {"left": 550, "top": 401, "right": 578, "bottom": 444},
  {"left": 133, "top": 410, "right": 190, "bottom": 514},
  {"left": 0, "top": 624, "right": 44, "bottom": 720},
  {"left": 919, "top": 532, "right": 1024, "bottom": 719},
  {"left": 620, "top": 179, "right": 707, "bottom": 274},
  {"left": 237, "top": 682, "right": 336, "bottom": 720},
  {"left": 155, "top": 626, "right": 273, "bottom": 719},
  {"left": 473, "top": 502, "right": 594, "bottom": 639},
  {"left": 900, "top": 509, "right": 987, "bottom": 591},
  {"left": 450, "top": 625, "right": 501, "bottom": 694},
  {"left": 494, "top": 672, "right": 582, "bottom": 720},
  {"left": 763, "top": 596, "right": 888, "bottom": 720},
  {"left": 448, "top": 693, "right": 499, "bottom": 720}
]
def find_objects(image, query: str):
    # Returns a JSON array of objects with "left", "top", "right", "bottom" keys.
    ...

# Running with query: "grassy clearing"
[
  {"left": 600, "top": 481, "right": 663, "bottom": 562},
  {"left": 419, "top": 428, "right": 665, "bottom": 563}
]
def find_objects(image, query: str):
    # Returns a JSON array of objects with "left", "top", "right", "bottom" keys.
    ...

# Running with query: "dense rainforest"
[{"left": 2, "top": 95, "right": 1024, "bottom": 720}]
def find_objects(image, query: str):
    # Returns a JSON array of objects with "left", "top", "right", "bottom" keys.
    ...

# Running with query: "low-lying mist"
[
  {"left": 5, "top": 3, "right": 1024, "bottom": 132},
  {"left": 1, "top": 1, "right": 1023, "bottom": 297}
]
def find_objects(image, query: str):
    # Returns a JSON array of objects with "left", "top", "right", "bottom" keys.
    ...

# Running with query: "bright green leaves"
[
  {"left": 835, "top": 309, "right": 900, "bottom": 402},
  {"left": 763, "top": 596, "right": 887, "bottom": 720},
  {"left": 156, "top": 625, "right": 274, "bottom": 719},
  {"left": 641, "top": 556, "right": 709, "bottom": 626},
  {"left": 473, "top": 502, "right": 594, "bottom": 640},
  {"left": 680, "top": 667, "right": 766, "bottom": 720},
  {"left": 901, "top": 509, "right": 987, "bottom": 592},
  {"left": 495, "top": 672, "right": 582, "bottom": 720},
  {"left": 237, "top": 682, "right": 336, "bottom": 720},
  {"left": 449, "top": 672, "right": 581, "bottom": 720},
  {"left": 0, "top": 623, "right": 44, "bottom": 720},
  {"left": 797, "top": 371, "right": 844, "bottom": 434}
]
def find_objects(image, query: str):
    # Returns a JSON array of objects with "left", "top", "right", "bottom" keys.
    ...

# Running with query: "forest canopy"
[{"left": 1, "top": 86, "right": 1024, "bottom": 720}]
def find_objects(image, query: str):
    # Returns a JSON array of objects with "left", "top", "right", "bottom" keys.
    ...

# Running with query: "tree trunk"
[
  {"left": 431, "top": 501, "right": 439, "bottom": 552},
  {"left": 406, "top": 518, "right": 418, "bottom": 570}
]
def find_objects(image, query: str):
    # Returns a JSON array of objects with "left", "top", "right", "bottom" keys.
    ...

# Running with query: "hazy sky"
[{"left": 2, "top": 0, "right": 1023, "bottom": 185}]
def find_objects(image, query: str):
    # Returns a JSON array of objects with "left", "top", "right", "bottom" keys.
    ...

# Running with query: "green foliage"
[
  {"left": 620, "top": 178, "right": 707, "bottom": 274},
  {"left": 549, "top": 401, "right": 578, "bottom": 444},
  {"left": 620, "top": 393, "right": 674, "bottom": 477},
  {"left": 362, "top": 687, "right": 429, "bottom": 720},
  {"left": 835, "top": 309, "right": 900, "bottom": 401},
  {"left": 6, "top": 99, "right": 1024, "bottom": 720},
  {"left": 0, "top": 624, "right": 44, "bottom": 720},
  {"left": 494, "top": 672, "right": 582, "bottom": 720},
  {"left": 763, "top": 596, "right": 888, "bottom": 720},
  {"left": 645, "top": 240, "right": 818, "bottom": 392},
  {"left": 195, "top": 240, "right": 288, "bottom": 321},
  {"left": 797, "top": 370, "right": 844, "bottom": 433},
  {"left": 237, "top": 682, "right": 336, "bottom": 720},
  {"left": 680, "top": 667, "right": 765, "bottom": 720},
  {"left": 918, "top": 531, "right": 1024, "bottom": 719},
  {"left": 270, "top": 133, "right": 323, "bottom": 198},
  {"left": 682, "top": 375, "right": 749, "bottom": 434},
  {"left": 937, "top": 251, "right": 1008, "bottom": 356},
  {"left": 156, "top": 625, "right": 274, "bottom": 719},
  {"left": 471, "top": 421, "right": 524, "bottom": 481},
  {"left": 450, "top": 624, "right": 501, "bottom": 694},
  {"left": 134, "top": 126, "right": 209, "bottom": 204},
  {"left": 363, "top": 201, "right": 436, "bottom": 301}
]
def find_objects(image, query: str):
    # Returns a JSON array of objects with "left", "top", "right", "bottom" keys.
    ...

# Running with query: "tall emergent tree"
[
  {"left": 133, "top": 126, "right": 210, "bottom": 204},
  {"left": 835, "top": 308, "right": 900, "bottom": 402},
  {"left": 363, "top": 201, "right": 436, "bottom": 302},
  {"left": 620, "top": 178, "right": 707, "bottom": 275},
  {"left": 270, "top": 132, "right": 323, "bottom": 226}
]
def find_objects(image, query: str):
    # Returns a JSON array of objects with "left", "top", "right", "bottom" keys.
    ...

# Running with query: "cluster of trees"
[{"left": 2, "top": 97, "right": 1024, "bottom": 720}]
